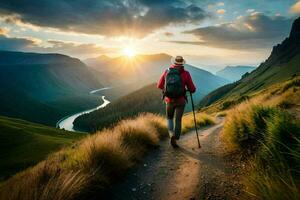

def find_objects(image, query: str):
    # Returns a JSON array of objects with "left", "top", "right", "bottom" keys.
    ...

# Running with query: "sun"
[{"left": 123, "top": 47, "right": 136, "bottom": 58}]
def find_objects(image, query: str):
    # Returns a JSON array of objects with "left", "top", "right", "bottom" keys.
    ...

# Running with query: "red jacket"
[{"left": 157, "top": 65, "right": 196, "bottom": 104}]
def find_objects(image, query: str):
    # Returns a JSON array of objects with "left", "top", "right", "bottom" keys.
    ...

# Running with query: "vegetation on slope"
[
  {"left": 74, "top": 84, "right": 164, "bottom": 132},
  {"left": 182, "top": 112, "right": 215, "bottom": 134},
  {"left": 0, "top": 116, "right": 83, "bottom": 181},
  {"left": 221, "top": 77, "right": 300, "bottom": 199},
  {"left": 0, "top": 51, "right": 102, "bottom": 126},
  {"left": 199, "top": 17, "right": 300, "bottom": 112},
  {"left": 0, "top": 114, "right": 168, "bottom": 200}
]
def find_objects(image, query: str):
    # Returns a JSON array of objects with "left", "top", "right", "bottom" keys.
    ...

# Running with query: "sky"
[{"left": 0, "top": 0, "right": 300, "bottom": 72}]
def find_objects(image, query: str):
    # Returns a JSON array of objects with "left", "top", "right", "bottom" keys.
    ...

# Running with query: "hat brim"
[{"left": 171, "top": 57, "right": 186, "bottom": 65}]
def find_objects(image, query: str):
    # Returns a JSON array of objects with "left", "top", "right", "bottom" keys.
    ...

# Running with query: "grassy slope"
[
  {"left": 0, "top": 114, "right": 168, "bottom": 200},
  {"left": 221, "top": 77, "right": 300, "bottom": 199},
  {"left": 200, "top": 53, "right": 300, "bottom": 113},
  {"left": 0, "top": 116, "right": 83, "bottom": 180}
]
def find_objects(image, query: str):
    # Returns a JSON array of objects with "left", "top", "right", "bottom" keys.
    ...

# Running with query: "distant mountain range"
[
  {"left": 0, "top": 51, "right": 102, "bottom": 125},
  {"left": 84, "top": 53, "right": 229, "bottom": 101},
  {"left": 216, "top": 66, "right": 256, "bottom": 82},
  {"left": 199, "top": 16, "right": 300, "bottom": 109}
]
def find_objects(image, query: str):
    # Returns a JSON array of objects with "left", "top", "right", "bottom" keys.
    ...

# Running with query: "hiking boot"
[{"left": 170, "top": 136, "right": 179, "bottom": 148}]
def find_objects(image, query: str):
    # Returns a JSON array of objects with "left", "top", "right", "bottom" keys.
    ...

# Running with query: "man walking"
[{"left": 157, "top": 56, "right": 196, "bottom": 148}]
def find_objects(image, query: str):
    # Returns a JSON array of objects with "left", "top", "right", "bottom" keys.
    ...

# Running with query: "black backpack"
[{"left": 164, "top": 68, "right": 185, "bottom": 98}]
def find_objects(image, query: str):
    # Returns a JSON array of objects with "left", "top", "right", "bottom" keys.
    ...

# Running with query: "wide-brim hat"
[{"left": 171, "top": 55, "right": 186, "bottom": 65}]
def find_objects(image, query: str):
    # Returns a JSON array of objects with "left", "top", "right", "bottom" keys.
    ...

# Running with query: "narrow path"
[{"left": 106, "top": 118, "right": 243, "bottom": 200}]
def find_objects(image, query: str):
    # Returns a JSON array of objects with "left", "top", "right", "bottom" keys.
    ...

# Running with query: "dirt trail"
[{"left": 106, "top": 118, "right": 243, "bottom": 200}]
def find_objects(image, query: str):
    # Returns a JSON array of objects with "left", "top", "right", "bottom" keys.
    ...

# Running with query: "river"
[{"left": 56, "top": 89, "right": 111, "bottom": 132}]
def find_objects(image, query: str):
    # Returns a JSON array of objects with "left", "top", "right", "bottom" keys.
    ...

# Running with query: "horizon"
[{"left": 0, "top": 1, "right": 300, "bottom": 72}]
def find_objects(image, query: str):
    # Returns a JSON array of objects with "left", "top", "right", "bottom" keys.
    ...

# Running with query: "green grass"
[
  {"left": 222, "top": 104, "right": 300, "bottom": 199},
  {"left": 0, "top": 116, "right": 83, "bottom": 181},
  {"left": 0, "top": 113, "right": 167, "bottom": 200}
]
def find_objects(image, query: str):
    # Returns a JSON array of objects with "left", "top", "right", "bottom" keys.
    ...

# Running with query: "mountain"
[
  {"left": 216, "top": 66, "right": 256, "bottom": 82},
  {"left": 0, "top": 51, "right": 103, "bottom": 125},
  {"left": 199, "top": 17, "right": 300, "bottom": 110},
  {"left": 73, "top": 83, "right": 164, "bottom": 132},
  {"left": 84, "top": 53, "right": 229, "bottom": 101},
  {"left": 0, "top": 115, "right": 83, "bottom": 180}
]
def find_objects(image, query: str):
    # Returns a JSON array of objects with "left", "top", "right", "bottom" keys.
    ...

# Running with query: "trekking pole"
[{"left": 189, "top": 91, "right": 201, "bottom": 148}]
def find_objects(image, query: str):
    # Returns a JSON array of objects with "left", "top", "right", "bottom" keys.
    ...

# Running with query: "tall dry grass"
[
  {"left": 221, "top": 77, "right": 300, "bottom": 199},
  {"left": 182, "top": 112, "right": 215, "bottom": 134},
  {"left": 0, "top": 113, "right": 168, "bottom": 200}
]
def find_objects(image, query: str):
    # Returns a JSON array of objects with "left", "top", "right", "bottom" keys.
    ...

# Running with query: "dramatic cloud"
[
  {"left": 176, "top": 13, "right": 293, "bottom": 49},
  {"left": 0, "top": 0, "right": 209, "bottom": 37},
  {"left": 290, "top": 1, "right": 300, "bottom": 15},
  {"left": 35, "top": 40, "right": 119, "bottom": 56},
  {"left": 0, "top": 33, "right": 118, "bottom": 56},
  {"left": 0, "top": 34, "right": 38, "bottom": 51}
]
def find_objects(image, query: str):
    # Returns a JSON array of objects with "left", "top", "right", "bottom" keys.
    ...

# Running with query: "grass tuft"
[{"left": 182, "top": 112, "right": 215, "bottom": 134}]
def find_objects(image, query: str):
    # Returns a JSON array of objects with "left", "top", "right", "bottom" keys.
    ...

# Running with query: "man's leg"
[
  {"left": 166, "top": 103, "right": 175, "bottom": 137},
  {"left": 174, "top": 104, "right": 185, "bottom": 140}
]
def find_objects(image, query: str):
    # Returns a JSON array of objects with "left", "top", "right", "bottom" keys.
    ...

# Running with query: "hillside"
[
  {"left": 199, "top": 17, "right": 300, "bottom": 111},
  {"left": 73, "top": 84, "right": 164, "bottom": 132},
  {"left": 85, "top": 54, "right": 228, "bottom": 102},
  {"left": 0, "top": 115, "right": 83, "bottom": 180},
  {"left": 0, "top": 51, "right": 103, "bottom": 125},
  {"left": 216, "top": 66, "right": 255, "bottom": 82}
]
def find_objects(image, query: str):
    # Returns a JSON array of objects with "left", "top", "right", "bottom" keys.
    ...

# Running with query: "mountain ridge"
[
  {"left": 0, "top": 50, "right": 102, "bottom": 125},
  {"left": 199, "top": 16, "right": 300, "bottom": 109},
  {"left": 216, "top": 65, "right": 256, "bottom": 82}
]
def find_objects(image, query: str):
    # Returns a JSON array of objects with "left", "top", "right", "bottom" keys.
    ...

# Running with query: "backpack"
[{"left": 164, "top": 68, "right": 185, "bottom": 98}]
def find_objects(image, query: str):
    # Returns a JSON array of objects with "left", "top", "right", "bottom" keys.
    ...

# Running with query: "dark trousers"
[{"left": 166, "top": 102, "right": 185, "bottom": 139}]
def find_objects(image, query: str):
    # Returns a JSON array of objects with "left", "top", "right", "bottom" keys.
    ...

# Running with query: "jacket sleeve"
[
  {"left": 157, "top": 71, "right": 166, "bottom": 90},
  {"left": 185, "top": 72, "right": 196, "bottom": 93}
]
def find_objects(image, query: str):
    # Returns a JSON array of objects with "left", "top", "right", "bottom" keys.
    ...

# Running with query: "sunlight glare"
[{"left": 123, "top": 47, "right": 136, "bottom": 58}]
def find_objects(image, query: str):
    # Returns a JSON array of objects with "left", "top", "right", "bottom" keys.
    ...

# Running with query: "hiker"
[{"left": 157, "top": 56, "right": 196, "bottom": 148}]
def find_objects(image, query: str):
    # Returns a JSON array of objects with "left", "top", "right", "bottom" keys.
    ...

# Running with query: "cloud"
[
  {"left": 290, "top": 1, "right": 300, "bottom": 15},
  {"left": 178, "top": 13, "right": 293, "bottom": 49},
  {"left": 246, "top": 9, "right": 255, "bottom": 13},
  {"left": 0, "top": 34, "right": 38, "bottom": 51},
  {"left": 0, "top": 27, "right": 9, "bottom": 35},
  {"left": 217, "top": 2, "right": 225, "bottom": 6},
  {"left": 0, "top": 0, "right": 209, "bottom": 38},
  {"left": 36, "top": 40, "right": 119, "bottom": 56},
  {"left": 0, "top": 34, "right": 118, "bottom": 56},
  {"left": 216, "top": 9, "right": 226, "bottom": 14}
]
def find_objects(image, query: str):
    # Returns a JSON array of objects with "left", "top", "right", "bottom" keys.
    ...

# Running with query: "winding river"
[{"left": 56, "top": 88, "right": 111, "bottom": 132}]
